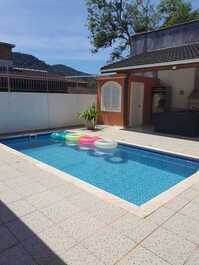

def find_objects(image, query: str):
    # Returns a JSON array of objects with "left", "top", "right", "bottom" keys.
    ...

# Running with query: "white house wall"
[
  {"left": 0, "top": 93, "right": 96, "bottom": 134},
  {"left": 158, "top": 68, "right": 195, "bottom": 109}
]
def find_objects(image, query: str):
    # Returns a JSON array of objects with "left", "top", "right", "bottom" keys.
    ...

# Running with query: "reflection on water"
[{"left": 105, "top": 152, "right": 128, "bottom": 164}]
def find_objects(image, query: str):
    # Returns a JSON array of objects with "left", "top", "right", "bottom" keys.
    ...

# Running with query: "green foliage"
[
  {"left": 86, "top": 0, "right": 199, "bottom": 61},
  {"left": 158, "top": 0, "right": 199, "bottom": 27},
  {"left": 77, "top": 104, "right": 99, "bottom": 130},
  {"left": 86, "top": 0, "right": 158, "bottom": 61}
]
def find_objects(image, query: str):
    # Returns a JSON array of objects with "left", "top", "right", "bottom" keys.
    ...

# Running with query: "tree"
[
  {"left": 86, "top": 0, "right": 158, "bottom": 61},
  {"left": 158, "top": 0, "right": 199, "bottom": 27},
  {"left": 86, "top": 0, "right": 199, "bottom": 61}
]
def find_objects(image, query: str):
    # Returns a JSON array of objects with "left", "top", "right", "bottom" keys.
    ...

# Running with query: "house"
[
  {"left": 97, "top": 20, "right": 199, "bottom": 134},
  {"left": 0, "top": 41, "right": 15, "bottom": 67},
  {"left": 0, "top": 42, "right": 94, "bottom": 94}
]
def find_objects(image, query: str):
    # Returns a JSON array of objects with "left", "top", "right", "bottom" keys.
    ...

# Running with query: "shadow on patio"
[{"left": 0, "top": 200, "right": 69, "bottom": 265}]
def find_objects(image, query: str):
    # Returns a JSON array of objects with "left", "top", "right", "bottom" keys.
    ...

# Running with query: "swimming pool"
[{"left": 2, "top": 133, "right": 199, "bottom": 206}]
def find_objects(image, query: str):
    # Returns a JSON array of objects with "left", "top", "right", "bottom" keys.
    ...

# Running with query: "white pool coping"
[{"left": 1, "top": 135, "right": 199, "bottom": 218}]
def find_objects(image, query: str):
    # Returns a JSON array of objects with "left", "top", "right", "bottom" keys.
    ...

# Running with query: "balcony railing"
[{"left": 0, "top": 67, "right": 96, "bottom": 94}]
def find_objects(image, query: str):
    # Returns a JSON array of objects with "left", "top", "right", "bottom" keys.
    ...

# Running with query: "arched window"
[{"left": 101, "top": 81, "right": 121, "bottom": 112}]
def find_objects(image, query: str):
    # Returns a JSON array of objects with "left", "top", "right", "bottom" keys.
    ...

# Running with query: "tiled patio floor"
[
  {"left": 71, "top": 126, "right": 199, "bottom": 158},
  {"left": 0, "top": 127, "right": 199, "bottom": 264}
]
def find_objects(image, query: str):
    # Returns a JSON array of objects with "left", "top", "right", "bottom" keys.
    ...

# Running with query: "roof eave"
[
  {"left": 0, "top": 42, "right": 15, "bottom": 48},
  {"left": 101, "top": 58, "right": 199, "bottom": 73}
]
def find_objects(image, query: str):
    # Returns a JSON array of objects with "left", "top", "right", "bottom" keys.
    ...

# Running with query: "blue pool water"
[{"left": 2, "top": 134, "right": 199, "bottom": 206}]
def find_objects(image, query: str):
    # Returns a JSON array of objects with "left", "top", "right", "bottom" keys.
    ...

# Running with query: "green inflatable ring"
[{"left": 65, "top": 133, "right": 84, "bottom": 143}]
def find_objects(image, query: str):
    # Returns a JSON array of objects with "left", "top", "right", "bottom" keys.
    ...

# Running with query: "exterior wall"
[
  {"left": 97, "top": 74, "right": 158, "bottom": 127},
  {"left": 158, "top": 68, "right": 196, "bottom": 109},
  {"left": 131, "top": 20, "right": 199, "bottom": 56},
  {"left": 0, "top": 45, "right": 12, "bottom": 60},
  {"left": 97, "top": 75, "right": 127, "bottom": 126},
  {"left": 0, "top": 43, "right": 14, "bottom": 66},
  {"left": 0, "top": 92, "right": 96, "bottom": 134}
]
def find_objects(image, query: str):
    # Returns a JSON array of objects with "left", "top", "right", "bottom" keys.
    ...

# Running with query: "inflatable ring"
[
  {"left": 65, "top": 132, "right": 84, "bottom": 143},
  {"left": 78, "top": 136, "right": 100, "bottom": 146},
  {"left": 94, "top": 139, "right": 118, "bottom": 150},
  {"left": 51, "top": 132, "right": 68, "bottom": 141}
]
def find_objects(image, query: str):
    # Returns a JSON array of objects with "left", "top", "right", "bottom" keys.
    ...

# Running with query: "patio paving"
[
  {"left": 0, "top": 127, "right": 199, "bottom": 264},
  {"left": 70, "top": 125, "right": 199, "bottom": 157}
]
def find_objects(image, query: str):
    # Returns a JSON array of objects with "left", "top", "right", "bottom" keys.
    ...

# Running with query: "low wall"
[{"left": 0, "top": 92, "right": 96, "bottom": 134}]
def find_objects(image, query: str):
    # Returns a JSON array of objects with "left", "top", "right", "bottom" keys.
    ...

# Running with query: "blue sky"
[{"left": 0, "top": 0, "right": 199, "bottom": 74}]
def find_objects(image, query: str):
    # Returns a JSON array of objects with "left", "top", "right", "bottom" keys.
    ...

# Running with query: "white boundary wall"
[{"left": 0, "top": 92, "right": 96, "bottom": 134}]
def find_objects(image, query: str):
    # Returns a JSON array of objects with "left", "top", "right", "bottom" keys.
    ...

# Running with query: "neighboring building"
[
  {"left": 97, "top": 20, "right": 199, "bottom": 128},
  {"left": 0, "top": 42, "right": 15, "bottom": 66},
  {"left": 0, "top": 42, "right": 95, "bottom": 94},
  {"left": 131, "top": 19, "right": 199, "bottom": 56}
]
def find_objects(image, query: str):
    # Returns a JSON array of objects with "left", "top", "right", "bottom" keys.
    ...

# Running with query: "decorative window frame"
[{"left": 101, "top": 81, "right": 122, "bottom": 112}]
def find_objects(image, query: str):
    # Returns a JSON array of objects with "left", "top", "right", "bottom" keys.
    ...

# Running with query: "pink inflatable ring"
[{"left": 78, "top": 136, "right": 100, "bottom": 146}]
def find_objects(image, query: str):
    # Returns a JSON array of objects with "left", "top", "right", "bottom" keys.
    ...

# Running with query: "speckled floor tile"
[
  {"left": 83, "top": 226, "right": 136, "bottom": 265},
  {"left": 61, "top": 244, "right": 105, "bottom": 265},
  {"left": 0, "top": 187, "right": 22, "bottom": 204},
  {"left": 6, "top": 211, "right": 54, "bottom": 242},
  {"left": 180, "top": 201, "right": 199, "bottom": 222},
  {"left": 142, "top": 227, "right": 196, "bottom": 265},
  {"left": 59, "top": 211, "right": 104, "bottom": 241},
  {"left": 164, "top": 196, "right": 190, "bottom": 211},
  {"left": 0, "top": 245, "right": 37, "bottom": 265},
  {"left": 50, "top": 183, "right": 81, "bottom": 199},
  {"left": 0, "top": 225, "right": 18, "bottom": 253},
  {"left": 163, "top": 213, "right": 199, "bottom": 244},
  {"left": 177, "top": 188, "right": 199, "bottom": 201},
  {"left": 26, "top": 190, "right": 64, "bottom": 209},
  {"left": 185, "top": 247, "right": 199, "bottom": 265},
  {"left": 67, "top": 190, "right": 102, "bottom": 210},
  {"left": 111, "top": 213, "right": 158, "bottom": 243},
  {"left": 40, "top": 199, "right": 81, "bottom": 223},
  {"left": 23, "top": 227, "right": 77, "bottom": 265},
  {"left": 117, "top": 246, "right": 170, "bottom": 265},
  {"left": 0, "top": 200, "right": 35, "bottom": 224},
  {"left": 86, "top": 199, "right": 127, "bottom": 225},
  {"left": 145, "top": 207, "right": 175, "bottom": 226}
]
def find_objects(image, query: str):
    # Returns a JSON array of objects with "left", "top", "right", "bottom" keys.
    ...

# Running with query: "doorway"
[{"left": 129, "top": 82, "right": 144, "bottom": 127}]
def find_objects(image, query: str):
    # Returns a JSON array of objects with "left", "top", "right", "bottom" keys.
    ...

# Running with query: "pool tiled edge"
[{"left": 1, "top": 139, "right": 199, "bottom": 218}]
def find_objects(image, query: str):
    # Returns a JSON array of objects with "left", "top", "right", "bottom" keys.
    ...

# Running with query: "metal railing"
[{"left": 0, "top": 67, "right": 96, "bottom": 94}]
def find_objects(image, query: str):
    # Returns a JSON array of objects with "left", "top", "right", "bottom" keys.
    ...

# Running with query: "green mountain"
[{"left": 12, "top": 52, "right": 89, "bottom": 76}]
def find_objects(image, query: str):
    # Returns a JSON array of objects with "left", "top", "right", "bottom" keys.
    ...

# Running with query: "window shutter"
[{"left": 101, "top": 81, "right": 121, "bottom": 112}]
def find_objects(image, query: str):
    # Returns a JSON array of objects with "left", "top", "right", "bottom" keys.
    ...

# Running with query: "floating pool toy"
[
  {"left": 51, "top": 132, "right": 68, "bottom": 141},
  {"left": 78, "top": 136, "right": 100, "bottom": 146},
  {"left": 65, "top": 132, "right": 84, "bottom": 144},
  {"left": 94, "top": 139, "right": 118, "bottom": 150}
]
